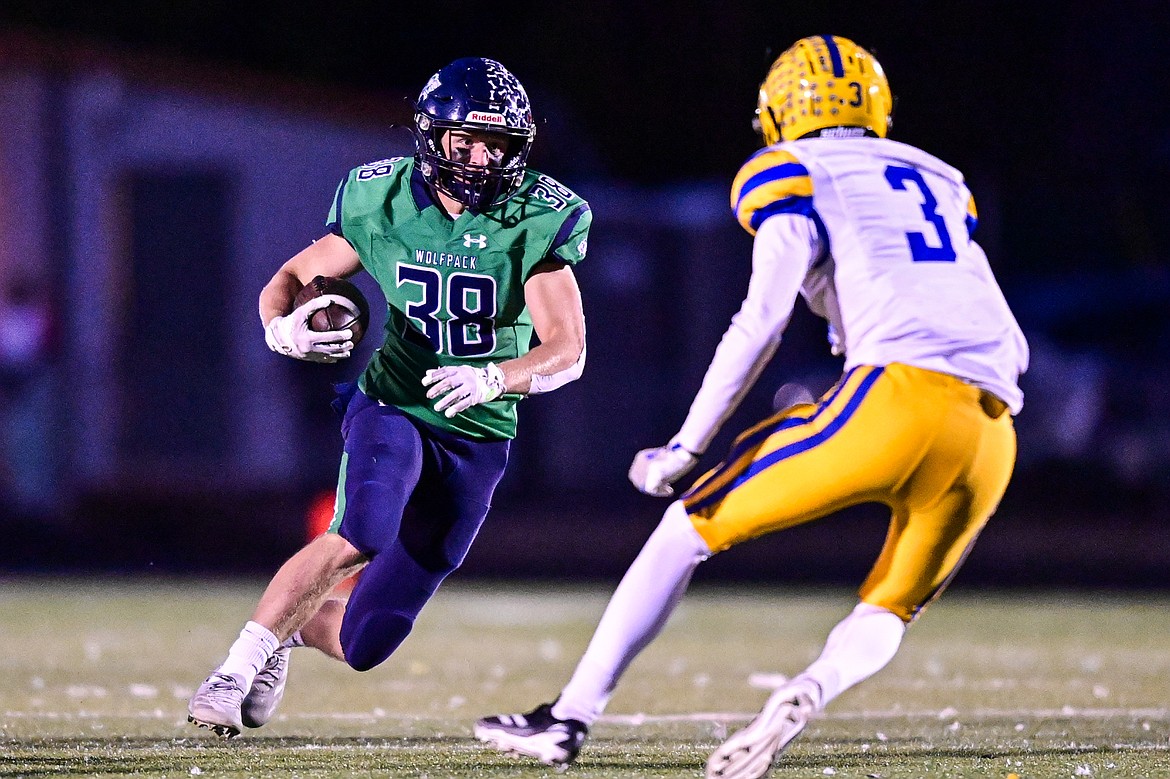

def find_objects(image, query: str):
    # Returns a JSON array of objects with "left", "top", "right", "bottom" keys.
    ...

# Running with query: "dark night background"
[
  {"left": 5, "top": 1, "right": 1166, "bottom": 194},
  {"left": 1, "top": 1, "right": 1169, "bottom": 588}
]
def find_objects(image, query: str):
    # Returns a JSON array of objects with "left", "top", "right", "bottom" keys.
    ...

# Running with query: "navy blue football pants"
[{"left": 329, "top": 386, "right": 509, "bottom": 671}]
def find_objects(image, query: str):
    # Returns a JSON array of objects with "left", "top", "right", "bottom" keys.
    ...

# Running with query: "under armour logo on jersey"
[{"left": 463, "top": 233, "right": 488, "bottom": 249}]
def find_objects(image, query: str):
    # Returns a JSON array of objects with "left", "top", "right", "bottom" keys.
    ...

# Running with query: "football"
[{"left": 293, "top": 275, "right": 371, "bottom": 347}]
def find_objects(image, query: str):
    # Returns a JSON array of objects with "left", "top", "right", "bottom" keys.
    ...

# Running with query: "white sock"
[
  {"left": 282, "top": 630, "right": 305, "bottom": 649},
  {"left": 218, "top": 621, "right": 281, "bottom": 690},
  {"left": 553, "top": 502, "right": 711, "bottom": 725},
  {"left": 793, "top": 602, "right": 906, "bottom": 708}
]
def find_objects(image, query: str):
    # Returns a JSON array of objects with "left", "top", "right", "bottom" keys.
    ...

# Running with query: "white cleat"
[
  {"left": 187, "top": 672, "right": 246, "bottom": 738},
  {"left": 241, "top": 645, "right": 291, "bottom": 728},
  {"left": 706, "top": 685, "right": 817, "bottom": 779}
]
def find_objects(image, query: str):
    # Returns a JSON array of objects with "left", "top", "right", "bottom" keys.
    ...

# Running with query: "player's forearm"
[
  {"left": 260, "top": 234, "right": 364, "bottom": 326},
  {"left": 258, "top": 269, "right": 302, "bottom": 325},
  {"left": 675, "top": 319, "right": 784, "bottom": 454},
  {"left": 499, "top": 331, "right": 586, "bottom": 395},
  {"left": 514, "top": 262, "right": 587, "bottom": 395},
  {"left": 674, "top": 216, "right": 813, "bottom": 453}
]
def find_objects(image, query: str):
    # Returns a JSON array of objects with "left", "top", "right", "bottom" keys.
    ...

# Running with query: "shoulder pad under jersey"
[
  {"left": 514, "top": 170, "right": 587, "bottom": 214},
  {"left": 730, "top": 147, "right": 815, "bottom": 236}
]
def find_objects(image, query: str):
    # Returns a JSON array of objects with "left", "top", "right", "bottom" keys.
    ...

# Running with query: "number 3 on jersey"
[
  {"left": 884, "top": 165, "right": 957, "bottom": 262},
  {"left": 396, "top": 265, "right": 497, "bottom": 357}
]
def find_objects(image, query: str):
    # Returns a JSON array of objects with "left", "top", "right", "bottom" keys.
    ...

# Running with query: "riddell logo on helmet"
[{"left": 467, "top": 111, "right": 506, "bottom": 125}]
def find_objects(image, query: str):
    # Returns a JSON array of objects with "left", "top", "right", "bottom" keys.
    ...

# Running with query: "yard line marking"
[
  {"left": 600, "top": 707, "right": 1170, "bottom": 724},
  {"left": 3, "top": 707, "right": 1169, "bottom": 722}
]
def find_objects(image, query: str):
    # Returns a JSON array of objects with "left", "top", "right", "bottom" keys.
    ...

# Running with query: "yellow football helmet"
[{"left": 755, "top": 35, "right": 893, "bottom": 144}]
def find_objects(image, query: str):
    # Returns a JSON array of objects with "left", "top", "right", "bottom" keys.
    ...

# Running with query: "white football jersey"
[{"left": 732, "top": 137, "right": 1028, "bottom": 413}]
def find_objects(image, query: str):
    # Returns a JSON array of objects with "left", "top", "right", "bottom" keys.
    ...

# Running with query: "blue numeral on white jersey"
[{"left": 884, "top": 165, "right": 957, "bottom": 262}]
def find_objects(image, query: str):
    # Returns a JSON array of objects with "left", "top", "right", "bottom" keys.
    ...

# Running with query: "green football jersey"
[{"left": 326, "top": 157, "right": 591, "bottom": 441}]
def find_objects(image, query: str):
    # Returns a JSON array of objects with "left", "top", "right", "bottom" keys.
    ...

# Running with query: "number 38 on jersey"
[{"left": 396, "top": 265, "right": 497, "bottom": 357}]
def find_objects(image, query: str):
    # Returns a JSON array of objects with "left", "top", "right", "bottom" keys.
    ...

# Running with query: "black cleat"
[{"left": 475, "top": 702, "right": 589, "bottom": 766}]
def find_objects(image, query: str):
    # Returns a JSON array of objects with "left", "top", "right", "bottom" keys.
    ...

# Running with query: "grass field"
[{"left": 1, "top": 578, "right": 1168, "bottom": 778}]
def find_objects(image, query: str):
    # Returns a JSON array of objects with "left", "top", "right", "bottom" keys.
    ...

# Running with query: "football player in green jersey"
[{"left": 188, "top": 57, "right": 591, "bottom": 738}]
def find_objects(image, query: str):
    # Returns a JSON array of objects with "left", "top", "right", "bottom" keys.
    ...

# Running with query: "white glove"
[
  {"left": 264, "top": 294, "right": 357, "bottom": 363},
  {"left": 628, "top": 439, "right": 699, "bottom": 497},
  {"left": 422, "top": 363, "right": 506, "bottom": 418}
]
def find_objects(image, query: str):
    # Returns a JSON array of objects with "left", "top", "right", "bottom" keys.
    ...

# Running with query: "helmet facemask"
[
  {"left": 412, "top": 57, "right": 536, "bottom": 212},
  {"left": 415, "top": 113, "right": 532, "bottom": 211}
]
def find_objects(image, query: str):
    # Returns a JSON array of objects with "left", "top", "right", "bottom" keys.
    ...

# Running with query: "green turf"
[{"left": 1, "top": 578, "right": 1168, "bottom": 777}]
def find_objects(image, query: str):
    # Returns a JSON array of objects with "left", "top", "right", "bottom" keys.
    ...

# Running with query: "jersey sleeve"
[
  {"left": 325, "top": 160, "right": 404, "bottom": 250},
  {"left": 730, "top": 148, "right": 817, "bottom": 235},
  {"left": 325, "top": 175, "right": 350, "bottom": 239},
  {"left": 516, "top": 171, "right": 591, "bottom": 280},
  {"left": 547, "top": 202, "right": 591, "bottom": 266},
  {"left": 965, "top": 192, "right": 978, "bottom": 238}
]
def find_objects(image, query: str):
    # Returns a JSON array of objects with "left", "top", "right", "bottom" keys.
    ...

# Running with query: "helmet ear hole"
[{"left": 753, "top": 104, "right": 782, "bottom": 146}]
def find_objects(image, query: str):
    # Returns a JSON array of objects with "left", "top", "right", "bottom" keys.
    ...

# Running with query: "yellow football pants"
[{"left": 682, "top": 363, "right": 1016, "bottom": 622}]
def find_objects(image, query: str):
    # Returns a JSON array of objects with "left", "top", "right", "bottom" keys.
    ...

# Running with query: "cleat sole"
[
  {"left": 188, "top": 714, "right": 242, "bottom": 739},
  {"left": 474, "top": 725, "right": 573, "bottom": 766}
]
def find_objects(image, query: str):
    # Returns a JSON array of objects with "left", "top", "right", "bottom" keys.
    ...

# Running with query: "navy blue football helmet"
[{"left": 413, "top": 57, "right": 535, "bottom": 211}]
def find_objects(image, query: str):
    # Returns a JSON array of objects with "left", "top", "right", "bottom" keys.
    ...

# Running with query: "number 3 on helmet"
[
  {"left": 755, "top": 35, "right": 894, "bottom": 144},
  {"left": 413, "top": 57, "right": 536, "bottom": 211}
]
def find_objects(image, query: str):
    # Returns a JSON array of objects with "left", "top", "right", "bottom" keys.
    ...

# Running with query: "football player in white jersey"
[{"left": 475, "top": 35, "right": 1029, "bottom": 779}]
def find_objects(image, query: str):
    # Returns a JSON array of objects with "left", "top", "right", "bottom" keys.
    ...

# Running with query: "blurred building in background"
[{"left": 1, "top": 30, "right": 1169, "bottom": 586}]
